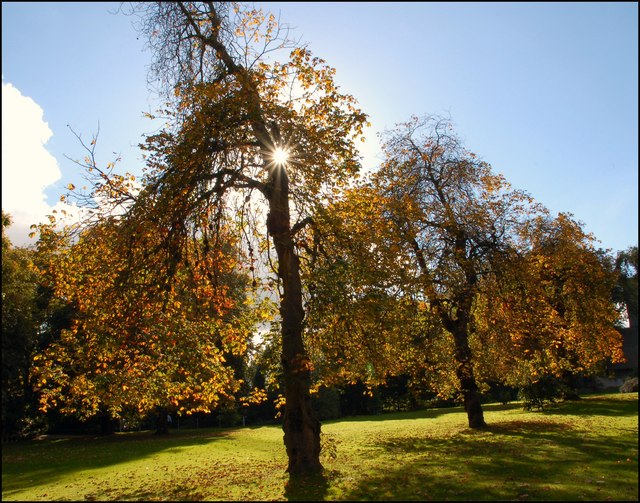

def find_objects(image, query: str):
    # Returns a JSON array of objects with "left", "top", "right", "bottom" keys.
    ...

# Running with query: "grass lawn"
[{"left": 2, "top": 392, "right": 637, "bottom": 501}]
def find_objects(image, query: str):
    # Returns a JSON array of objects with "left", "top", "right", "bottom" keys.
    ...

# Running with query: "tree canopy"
[
  {"left": 302, "top": 115, "right": 626, "bottom": 427},
  {"left": 31, "top": 213, "right": 258, "bottom": 426}
]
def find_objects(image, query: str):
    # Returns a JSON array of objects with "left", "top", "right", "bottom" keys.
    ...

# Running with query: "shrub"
[
  {"left": 12, "top": 413, "right": 48, "bottom": 440},
  {"left": 486, "top": 383, "right": 518, "bottom": 405},
  {"left": 217, "top": 411, "right": 243, "bottom": 427},
  {"left": 518, "top": 376, "right": 569, "bottom": 411},
  {"left": 312, "top": 386, "right": 341, "bottom": 421}
]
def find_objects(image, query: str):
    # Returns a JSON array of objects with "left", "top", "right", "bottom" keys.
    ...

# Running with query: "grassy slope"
[{"left": 2, "top": 392, "right": 637, "bottom": 501}]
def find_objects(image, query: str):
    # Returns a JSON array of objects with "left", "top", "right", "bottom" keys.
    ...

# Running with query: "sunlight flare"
[{"left": 271, "top": 146, "right": 290, "bottom": 166}]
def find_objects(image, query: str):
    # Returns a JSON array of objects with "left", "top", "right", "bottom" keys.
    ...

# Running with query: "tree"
[
  {"left": 614, "top": 246, "right": 638, "bottom": 331},
  {"left": 308, "top": 115, "right": 623, "bottom": 428},
  {"left": 71, "top": 1, "right": 368, "bottom": 473},
  {"left": 2, "top": 212, "right": 46, "bottom": 439},
  {"left": 366, "top": 115, "right": 547, "bottom": 427},
  {"left": 472, "top": 213, "right": 625, "bottom": 393},
  {"left": 31, "top": 213, "right": 257, "bottom": 433}
]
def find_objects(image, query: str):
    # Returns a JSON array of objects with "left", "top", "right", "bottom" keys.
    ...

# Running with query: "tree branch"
[{"left": 291, "top": 216, "right": 313, "bottom": 237}]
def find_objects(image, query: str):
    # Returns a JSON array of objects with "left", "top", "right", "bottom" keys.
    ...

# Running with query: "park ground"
[{"left": 2, "top": 392, "right": 637, "bottom": 501}]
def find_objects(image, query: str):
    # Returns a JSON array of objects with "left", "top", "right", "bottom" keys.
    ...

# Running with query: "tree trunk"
[
  {"left": 98, "top": 409, "right": 116, "bottom": 435},
  {"left": 448, "top": 316, "right": 486, "bottom": 429},
  {"left": 266, "top": 166, "right": 323, "bottom": 475},
  {"left": 155, "top": 407, "right": 169, "bottom": 435}
]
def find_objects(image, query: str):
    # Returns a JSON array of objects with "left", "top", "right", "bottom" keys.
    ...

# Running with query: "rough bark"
[
  {"left": 266, "top": 165, "right": 323, "bottom": 475},
  {"left": 443, "top": 301, "right": 486, "bottom": 429},
  {"left": 451, "top": 324, "right": 486, "bottom": 428}
]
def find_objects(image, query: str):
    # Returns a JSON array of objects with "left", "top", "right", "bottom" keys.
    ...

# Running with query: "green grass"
[{"left": 2, "top": 392, "right": 637, "bottom": 501}]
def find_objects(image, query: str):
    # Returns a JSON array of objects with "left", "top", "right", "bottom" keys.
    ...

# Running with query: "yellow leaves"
[
  {"left": 273, "top": 394, "right": 286, "bottom": 418},
  {"left": 240, "top": 387, "right": 268, "bottom": 406},
  {"left": 29, "top": 215, "right": 250, "bottom": 419},
  {"left": 67, "top": 183, "right": 76, "bottom": 191}
]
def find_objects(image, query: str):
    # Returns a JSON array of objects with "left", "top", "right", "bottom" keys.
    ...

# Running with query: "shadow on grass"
[
  {"left": 322, "top": 401, "right": 522, "bottom": 425},
  {"left": 1, "top": 428, "right": 232, "bottom": 497},
  {"left": 284, "top": 470, "right": 333, "bottom": 501},
  {"left": 541, "top": 396, "right": 639, "bottom": 417},
  {"left": 340, "top": 417, "right": 638, "bottom": 501}
]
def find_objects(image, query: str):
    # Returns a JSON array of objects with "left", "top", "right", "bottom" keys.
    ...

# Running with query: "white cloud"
[{"left": 1, "top": 80, "right": 66, "bottom": 247}]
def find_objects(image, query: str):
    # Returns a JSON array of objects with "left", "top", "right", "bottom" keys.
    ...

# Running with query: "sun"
[{"left": 272, "top": 146, "right": 290, "bottom": 166}]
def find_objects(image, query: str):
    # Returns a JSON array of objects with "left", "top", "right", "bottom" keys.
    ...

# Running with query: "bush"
[
  {"left": 485, "top": 383, "right": 518, "bottom": 405},
  {"left": 217, "top": 411, "right": 243, "bottom": 427},
  {"left": 518, "top": 376, "right": 569, "bottom": 411},
  {"left": 312, "top": 386, "right": 341, "bottom": 421},
  {"left": 13, "top": 413, "right": 48, "bottom": 440},
  {"left": 423, "top": 396, "right": 457, "bottom": 409},
  {"left": 619, "top": 376, "right": 638, "bottom": 393}
]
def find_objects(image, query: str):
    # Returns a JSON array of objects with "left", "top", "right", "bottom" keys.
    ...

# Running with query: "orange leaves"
[
  {"left": 291, "top": 354, "right": 314, "bottom": 375},
  {"left": 472, "top": 215, "right": 624, "bottom": 388},
  {"left": 30, "top": 207, "right": 255, "bottom": 421}
]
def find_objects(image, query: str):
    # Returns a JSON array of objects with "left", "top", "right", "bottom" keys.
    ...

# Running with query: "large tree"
[
  {"left": 368, "top": 115, "right": 545, "bottom": 427},
  {"left": 31, "top": 211, "right": 256, "bottom": 433},
  {"left": 307, "top": 115, "right": 623, "bottom": 428},
  {"left": 472, "top": 212, "right": 625, "bottom": 390},
  {"left": 93, "top": 1, "right": 368, "bottom": 473}
]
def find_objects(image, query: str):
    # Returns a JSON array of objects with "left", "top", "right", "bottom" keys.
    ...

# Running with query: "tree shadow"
[
  {"left": 322, "top": 401, "right": 521, "bottom": 425},
  {"left": 284, "top": 470, "right": 333, "bottom": 501},
  {"left": 541, "top": 396, "right": 639, "bottom": 417},
  {"left": 1, "top": 428, "right": 233, "bottom": 497},
  {"left": 322, "top": 394, "right": 637, "bottom": 427},
  {"left": 341, "top": 418, "right": 638, "bottom": 501}
]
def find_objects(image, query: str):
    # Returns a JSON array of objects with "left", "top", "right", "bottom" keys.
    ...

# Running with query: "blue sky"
[{"left": 2, "top": 2, "right": 638, "bottom": 255}]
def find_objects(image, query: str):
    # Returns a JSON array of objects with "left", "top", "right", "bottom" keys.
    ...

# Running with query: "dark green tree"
[{"left": 1, "top": 212, "right": 44, "bottom": 439}]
